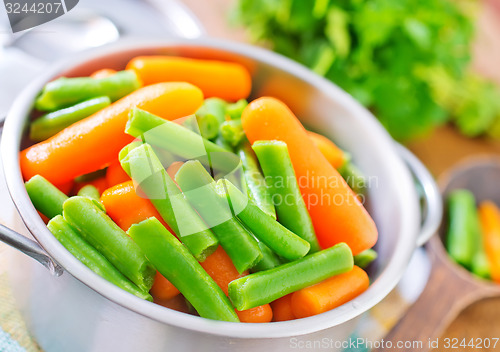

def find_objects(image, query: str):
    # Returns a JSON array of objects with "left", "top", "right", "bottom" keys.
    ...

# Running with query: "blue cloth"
[{"left": 0, "top": 327, "right": 26, "bottom": 352}]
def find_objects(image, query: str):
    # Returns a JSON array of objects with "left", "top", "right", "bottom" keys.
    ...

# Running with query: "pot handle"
[
  {"left": 0, "top": 119, "right": 63, "bottom": 276},
  {"left": 0, "top": 223, "right": 64, "bottom": 276},
  {"left": 395, "top": 144, "right": 442, "bottom": 246}
]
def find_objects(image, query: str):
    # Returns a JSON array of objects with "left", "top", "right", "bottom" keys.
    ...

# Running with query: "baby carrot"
[
  {"left": 270, "top": 294, "right": 295, "bottom": 322},
  {"left": 478, "top": 201, "right": 500, "bottom": 283},
  {"left": 106, "top": 159, "right": 130, "bottom": 187},
  {"left": 252, "top": 140, "right": 320, "bottom": 253},
  {"left": 35, "top": 70, "right": 141, "bottom": 111},
  {"left": 291, "top": 266, "right": 369, "bottom": 319},
  {"left": 25, "top": 175, "right": 68, "bottom": 219},
  {"left": 307, "top": 131, "right": 345, "bottom": 169},
  {"left": 128, "top": 218, "right": 239, "bottom": 322},
  {"left": 90, "top": 69, "right": 118, "bottom": 79},
  {"left": 200, "top": 246, "right": 272, "bottom": 323},
  {"left": 150, "top": 271, "right": 180, "bottom": 301},
  {"left": 127, "top": 56, "right": 251, "bottom": 101},
  {"left": 21, "top": 82, "right": 204, "bottom": 185},
  {"left": 241, "top": 97, "right": 378, "bottom": 255},
  {"left": 74, "top": 176, "right": 109, "bottom": 195},
  {"left": 100, "top": 181, "right": 172, "bottom": 232},
  {"left": 228, "top": 243, "right": 353, "bottom": 310},
  {"left": 236, "top": 304, "right": 273, "bottom": 323}
]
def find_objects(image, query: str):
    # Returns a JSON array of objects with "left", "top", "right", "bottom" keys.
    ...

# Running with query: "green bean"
[
  {"left": 119, "top": 143, "right": 218, "bottom": 262},
  {"left": 30, "top": 96, "right": 111, "bottom": 141},
  {"left": 25, "top": 175, "right": 68, "bottom": 219},
  {"left": 126, "top": 108, "right": 240, "bottom": 174},
  {"left": 251, "top": 241, "right": 282, "bottom": 272},
  {"left": 446, "top": 190, "right": 476, "bottom": 268},
  {"left": 338, "top": 160, "right": 367, "bottom": 196},
  {"left": 48, "top": 215, "right": 152, "bottom": 301},
  {"left": 220, "top": 120, "right": 245, "bottom": 147},
  {"left": 196, "top": 98, "right": 227, "bottom": 124},
  {"left": 228, "top": 243, "right": 353, "bottom": 310},
  {"left": 470, "top": 206, "right": 491, "bottom": 279},
  {"left": 77, "top": 185, "right": 100, "bottom": 201},
  {"left": 252, "top": 140, "right": 321, "bottom": 252},
  {"left": 128, "top": 218, "right": 239, "bottom": 322},
  {"left": 237, "top": 141, "right": 276, "bottom": 219},
  {"left": 63, "top": 196, "right": 156, "bottom": 291},
  {"left": 221, "top": 179, "right": 310, "bottom": 260},
  {"left": 181, "top": 114, "right": 220, "bottom": 140},
  {"left": 353, "top": 249, "right": 378, "bottom": 269},
  {"left": 448, "top": 190, "right": 491, "bottom": 278},
  {"left": 175, "top": 160, "right": 262, "bottom": 273},
  {"left": 226, "top": 99, "right": 248, "bottom": 120},
  {"left": 35, "top": 70, "right": 140, "bottom": 111}
]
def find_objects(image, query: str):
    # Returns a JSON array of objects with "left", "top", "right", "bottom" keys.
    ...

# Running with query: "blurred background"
[{"left": 1, "top": 0, "right": 500, "bottom": 350}]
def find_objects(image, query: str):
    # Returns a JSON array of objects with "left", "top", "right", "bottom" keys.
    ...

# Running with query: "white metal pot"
[{"left": 0, "top": 38, "right": 442, "bottom": 352}]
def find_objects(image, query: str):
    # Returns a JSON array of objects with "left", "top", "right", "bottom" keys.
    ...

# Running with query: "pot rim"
[{"left": 1, "top": 37, "right": 420, "bottom": 338}]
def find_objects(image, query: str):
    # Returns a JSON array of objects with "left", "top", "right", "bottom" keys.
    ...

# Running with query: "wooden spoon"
[{"left": 376, "top": 157, "right": 500, "bottom": 352}]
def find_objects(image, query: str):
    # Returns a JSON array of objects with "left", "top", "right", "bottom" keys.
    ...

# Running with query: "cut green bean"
[
  {"left": 220, "top": 120, "right": 245, "bottom": 147},
  {"left": 25, "top": 175, "right": 68, "bottom": 219},
  {"left": 126, "top": 108, "right": 240, "bottom": 174},
  {"left": 252, "top": 140, "right": 320, "bottom": 252},
  {"left": 221, "top": 179, "right": 310, "bottom": 260},
  {"left": 35, "top": 70, "right": 140, "bottom": 111},
  {"left": 175, "top": 160, "right": 262, "bottom": 273},
  {"left": 226, "top": 99, "right": 248, "bottom": 120},
  {"left": 77, "top": 185, "right": 100, "bottom": 201},
  {"left": 63, "top": 196, "right": 155, "bottom": 291},
  {"left": 119, "top": 143, "right": 218, "bottom": 262},
  {"left": 228, "top": 243, "right": 353, "bottom": 310},
  {"left": 338, "top": 160, "right": 367, "bottom": 196},
  {"left": 48, "top": 215, "right": 152, "bottom": 301},
  {"left": 353, "top": 249, "right": 378, "bottom": 269},
  {"left": 128, "top": 218, "right": 239, "bottom": 322},
  {"left": 196, "top": 98, "right": 227, "bottom": 124},
  {"left": 446, "top": 190, "right": 476, "bottom": 268},
  {"left": 470, "top": 206, "right": 491, "bottom": 279},
  {"left": 251, "top": 241, "right": 282, "bottom": 272},
  {"left": 238, "top": 142, "right": 276, "bottom": 219},
  {"left": 30, "top": 96, "right": 111, "bottom": 141}
]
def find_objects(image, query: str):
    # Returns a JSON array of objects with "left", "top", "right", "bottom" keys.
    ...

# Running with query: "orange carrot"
[
  {"left": 106, "top": 159, "right": 130, "bottom": 187},
  {"left": 291, "top": 266, "right": 369, "bottom": 319},
  {"left": 20, "top": 82, "right": 204, "bottom": 185},
  {"left": 241, "top": 97, "right": 377, "bottom": 255},
  {"left": 478, "top": 201, "right": 500, "bottom": 283},
  {"left": 126, "top": 56, "right": 251, "bottom": 101},
  {"left": 74, "top": 176, "right": 109, "bottom": 195},
  {"left": 155, "top": 294, "right": 190, "bottom": 314},
  {"left": 236, "top": 304, "right": 273, "bottom": 323},
  {"left": 201, "top": 246, "right": 273, "bottom": 323},
  {"left": 90, "top": 68, "right": 117, "bottom": 79},
  {"left": 307, "top": 131, "right": 345, "bottom": 169},
  {"left": 150, "top": 271, "right": 180, "bottom": 300},
  {"left": 100, "top": 181, "right": 172, "bottom": 232},
  {"left": 54, "top": 180, "right": 74, "bottom": 195},
  {"left": 270, "top": 294, "right": 295, "bottom": 322},
  {"left": 100, "top": 181, "right": 179, "bottom": 300}
]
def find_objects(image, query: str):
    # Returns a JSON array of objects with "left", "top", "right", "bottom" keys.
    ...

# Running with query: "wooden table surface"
[{"left": 180, "top": 0, "right": 500, "bottom": 349}]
